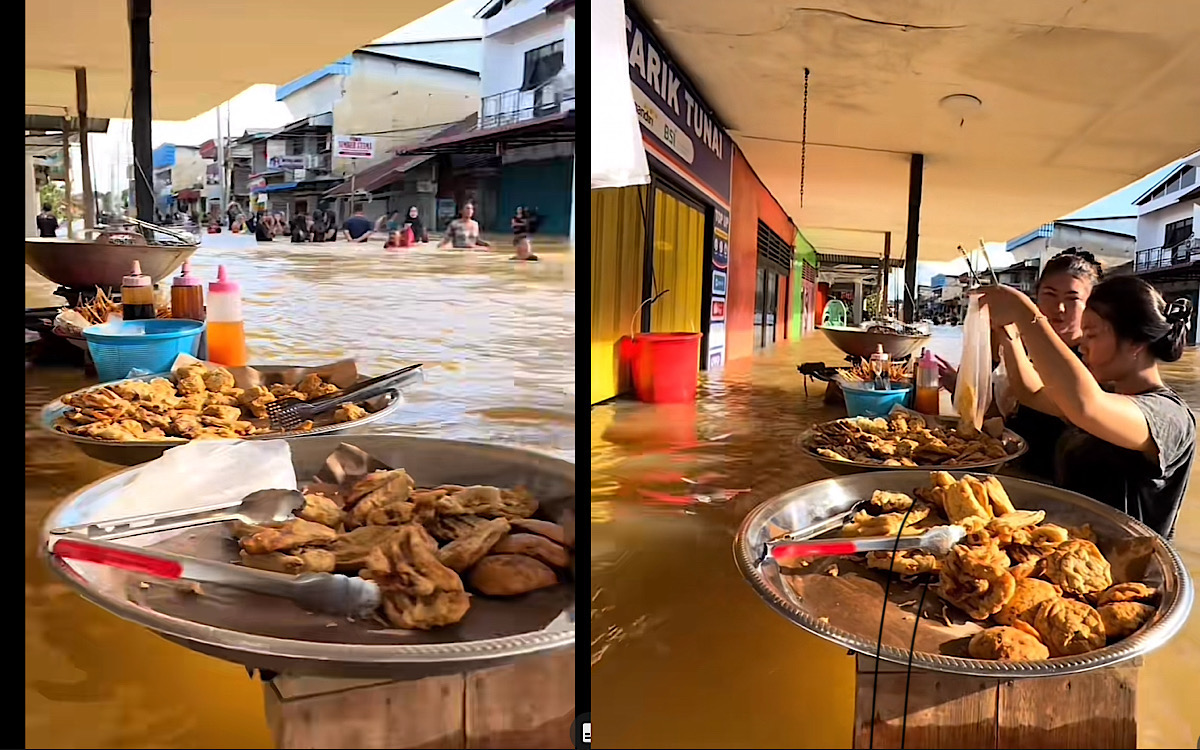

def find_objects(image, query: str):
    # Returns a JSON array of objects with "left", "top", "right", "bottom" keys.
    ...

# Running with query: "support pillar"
[
  {"left": 62, "top": 118, "right": 74, "bottom": 239},
  {"left": 76, "top": 67, "right": 97, "bottom": 230},
  {"left": 902, "top": 153, "right": 924, "bottom": 323},
  {"left": 26, "top": 153, "right": 38, "bottom": 239},
  {"left": 852, "top": 279, "right": 864, "bottom": 326},
  {"left": 569, "top": 151, "right": 576, "bottom": 251},
  {"left": 129, "top": 0, "right": 154, "bottom": 225},
  {"left": 881, "top": 231, "right": 891, "bottom": 319}
]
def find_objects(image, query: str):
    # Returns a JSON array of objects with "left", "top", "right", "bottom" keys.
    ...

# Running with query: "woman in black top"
[
  {"left": 980, "top": 277, "right": 1195, "bottom": 538},
  {"left": 403, "top": 206, "right": 429, "bottom": 244}
]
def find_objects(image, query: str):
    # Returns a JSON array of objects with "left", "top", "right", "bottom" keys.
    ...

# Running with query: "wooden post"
[
  {"left": 61, "top": 116, "right": 74, "bottom": 239},
  {"left": 853, "top": 655, "right": 1138, "bottom": 749},
  {"left": 902, "top": 154, "right": 924, "bottom": 323},
  {"left": 261, "top": 649, "right": 575, "bottom": 750},
  {"left": 129, "top": 0, "right": 154, "bottom": 224},
  {"left": 881, "top": 231, "right": 891, "bottom": 319},
  {"left": 75, "top": 67, "right": 97, "bottom": 230}
]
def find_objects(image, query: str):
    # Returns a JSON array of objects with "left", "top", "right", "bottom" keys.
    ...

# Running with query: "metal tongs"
[
  {"left": 956, "top": 240, "right": 1001, "bottom": 290},
  {"left": 762, "top": 525, "right": 965, "bottom": 566}
]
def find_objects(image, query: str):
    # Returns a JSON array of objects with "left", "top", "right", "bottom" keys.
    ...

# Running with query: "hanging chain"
[{"left": 800, "top": 67, "right": 810, "bottom": 209}]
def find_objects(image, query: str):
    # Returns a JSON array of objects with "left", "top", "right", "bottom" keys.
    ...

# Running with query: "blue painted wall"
[{"left": 152, "top": 144, "right": 176, "bottom": 170}]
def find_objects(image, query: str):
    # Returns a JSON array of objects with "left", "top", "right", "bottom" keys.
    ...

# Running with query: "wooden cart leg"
[
  {"left": 261, "top": 649, "right": 575, "bottom": 750},
  {"left": 995, "top": 667, "right": 1138, "bottom": 750}
]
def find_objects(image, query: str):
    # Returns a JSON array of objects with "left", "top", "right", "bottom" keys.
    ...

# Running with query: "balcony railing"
[
  {"left": 479, "top": 81, "right": 575, "bottom": 130},
  {"left": 1134, "top": 235, "right": 1199, "bottom": 273}
]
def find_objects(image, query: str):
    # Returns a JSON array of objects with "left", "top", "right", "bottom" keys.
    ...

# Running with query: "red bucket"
[{"left": 630, "top": 333, "right": 703, "bottom": 404}]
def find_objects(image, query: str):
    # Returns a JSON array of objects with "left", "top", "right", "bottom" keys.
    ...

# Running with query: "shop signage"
[
  {"left": 626, "top": 7, "right": 731, "bottom": 202},
  {"left": 205, "top": 163, "right": 221, "bottom": 185},
  {"left": 708, "top": 323, "right": 726, "bottom": 369},
  {"left": 267, "top": 155, "right": 306, "bottom": 170},
  {"left": 335, "top": 135, "right": 375, "bottom": 159},
  {"left": 711, "top": 299, "right": 726, "bottom": 322},
  {"left": 712, "top": 227, "right": 729, "bottom": 270},
  {"left": 248, "top": 176, "right": 267, "bottom": 192},
  {"left": 711, "top": 269, "right": 727, "bottom": 296}
]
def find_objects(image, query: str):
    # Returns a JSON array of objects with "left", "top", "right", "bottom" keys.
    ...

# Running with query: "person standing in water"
[
  {"left": 342, "top": 206, "right": 374, "bottom": 243},
  {"left": 439, "top": 202, "right": 490, "bottom": 250},
  {"left": 510, "top": 207, "right": 539, "bottom": 261},
  {"left": 978, "top": 277, "right": 1195, "bottom": 538},
  {"left": 403, "top": 206, "right": 429, "bottom": 244},
  {"left": 36, "top": 203, "right": 59, "bottom": 237}
]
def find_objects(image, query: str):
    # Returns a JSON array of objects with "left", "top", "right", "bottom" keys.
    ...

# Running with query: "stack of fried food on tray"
[
  {"left": 54, "top": 362, "right": 369, "bottom": 442},
  {"left": 803, "top": 411, "right": 1012, "bottom": 467},
  {"left": 234, "top": 467, "right": 573, "bottom": 630},
  {"left": 832, "top": 471, "right": 1159, "bottom": 662}
]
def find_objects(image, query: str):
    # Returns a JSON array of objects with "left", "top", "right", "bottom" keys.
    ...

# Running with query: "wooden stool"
[
  {"left": 262, "top": 649, "right": 575, "bottom": 749},
  {"left": 853, "top": 655, "right": 1139, "bottom": 749}
]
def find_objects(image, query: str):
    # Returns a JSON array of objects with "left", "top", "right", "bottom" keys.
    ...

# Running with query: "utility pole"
[{"left": 216, "top": 104, "right": 225, "bottom": 216}]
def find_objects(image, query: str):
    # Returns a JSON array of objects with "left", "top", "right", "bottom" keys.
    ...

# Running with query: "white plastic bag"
[
  {"left": 954, "top": 296, "right": 993, "bottom": 435},
  {"left": 94, "top": 440, "right": 298, "bottom": 522},
  {"left": 992, "top": 357, "right": 1018, "bottom": 417}
]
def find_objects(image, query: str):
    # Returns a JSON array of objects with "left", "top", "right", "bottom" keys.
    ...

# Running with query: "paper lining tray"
[
  {"left": 40, "top": 362, "right": 407, "bottom": 466},
  {"left": 798, "top": 415, "right": 1029, "bottom": 476},
  {"left": 734, "top": 471, "right": 1193, "bottom": 678},
  {"left": 42, "top": 435, "right": 576, "bottom": 678}
]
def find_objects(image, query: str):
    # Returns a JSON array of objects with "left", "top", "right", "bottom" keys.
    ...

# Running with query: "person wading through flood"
[
  {"left": 403, "top": 206, "right": 429, "bottom": 244},
  {"left": 439, "top": 201, "right": 490, "bottom": 250},
  {"left": 342, "top": 206, "right": 374, "bottom": 243},
  {"left": 510, "top": 207, "right": 539, "bottom": 261},
  {"left": 938, "top": 248, "right": 1104, "bottom": 482},
  {"left": 290, "top": 211, "right": 310, "bottom": 243},
  {"left": 977, "top": 276, "right": 1195, "bottom": 538},
  {"left": 36, "top": 203, "right": 59, "bottom": 238}
]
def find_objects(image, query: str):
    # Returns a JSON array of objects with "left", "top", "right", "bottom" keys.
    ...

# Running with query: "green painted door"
[{"left": 499, "top": 158, "right": 573, "bottom": 237}]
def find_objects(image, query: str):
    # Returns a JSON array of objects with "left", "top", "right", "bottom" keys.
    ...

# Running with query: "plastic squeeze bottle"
[
  {"left": 170, "top": 261, "right": 205, "bottom": 320},
  {"left": 869, "top": 343, "right": 890, "bottom": 390},
  {"left": 120, "top": 260, "right": 156, "bottom": 321},
  {"left": 915, "top": 348, "right": 940, "bottom": 415},
  {"left": 206, "top": 265, "right": 248, "bottom": 366}
]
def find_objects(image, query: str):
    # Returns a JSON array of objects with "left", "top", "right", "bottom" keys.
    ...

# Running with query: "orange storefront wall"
[{"left": 727, "top": 149, "right": 799, "bottom": 362}]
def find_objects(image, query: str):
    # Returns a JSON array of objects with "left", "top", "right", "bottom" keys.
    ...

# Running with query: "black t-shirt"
[
  {"left": 36, "top": 213, "right": 58, "bottom": 238},
  {"left": 344, "top": 216, "right": 372, "bottom": 239},
  {"left": 1055, "top": 387, "right": 1195, "bottom": 538}
]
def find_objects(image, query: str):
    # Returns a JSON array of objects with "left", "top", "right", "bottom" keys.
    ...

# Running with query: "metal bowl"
[
  {"left": 41, "top": 435, "right": 575, "bottom": 678},
  {"left": 798, "top": 417, "right": 1028, "bottom": 476},
  {"left": 734, "top": 471, "right": 1193, "bottom": 678},
  {"left": 820, "top": 326, "right": 931, "bottom": 360},
  {"left": 40, "top": 366, "right": 407, "bottom": 466},
  {"left": 25, "top": 238, "right": 197, "bottom": 289}
]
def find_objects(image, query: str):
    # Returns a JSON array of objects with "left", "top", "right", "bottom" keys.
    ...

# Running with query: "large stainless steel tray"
[
  {"left": 820, "top": 325, "right": 930, "bottom": 360},
  {"left": 798, "top": 417, "right": 1028, "bottom": 476},
  {"left": 41, "top": 435, "right": 576, "bottom": 678},
  {"left": 734, "top": 471, "right": 1193, "bottom": 678},
  {"left": 40, "top": 366, "right": 407, "bottom": 466}
]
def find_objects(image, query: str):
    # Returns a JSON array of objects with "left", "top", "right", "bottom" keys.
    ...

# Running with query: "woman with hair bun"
[{"left": 979, "top": 276, "right": 1195, "bottom": 538}]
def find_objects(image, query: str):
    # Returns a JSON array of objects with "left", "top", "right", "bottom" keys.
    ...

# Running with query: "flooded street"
[
  {"left": 25, "top": 234, "right": 575, "bottom": 748},
  {"left": 591, "top": 329, "right": 1199, "bottom": 749}
]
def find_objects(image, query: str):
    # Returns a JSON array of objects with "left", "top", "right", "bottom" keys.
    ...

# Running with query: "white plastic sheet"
[
  {"left": 954, "top": 296, "right": 993, "bottom": 434},
  {"left": 591, "top": 0, "right": 650, "bottom": 189}
]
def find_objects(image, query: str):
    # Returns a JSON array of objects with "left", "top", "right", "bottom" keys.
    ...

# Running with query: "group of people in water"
[
  {"left": 212, "top": 200, "right": 540, "bottom": 261},
  {"left": 937, "top": 248, "right": 1195, "bottom": 538}
]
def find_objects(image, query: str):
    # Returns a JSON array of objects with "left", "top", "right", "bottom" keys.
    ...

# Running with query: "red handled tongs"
[{"left": 763, "top": 524, "right": 965, "bottom": 566}]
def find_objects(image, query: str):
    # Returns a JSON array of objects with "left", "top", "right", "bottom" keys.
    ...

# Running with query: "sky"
[{"left": 75, "top": 0, "right": 484, "bottom": 194}]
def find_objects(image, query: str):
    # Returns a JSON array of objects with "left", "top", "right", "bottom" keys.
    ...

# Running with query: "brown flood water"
[
  {"left": 591, "top": 329, "right": 1199, "bottom": 749},
  {"left": 25, "top": 234, "right": 575, "bottom": 748}
]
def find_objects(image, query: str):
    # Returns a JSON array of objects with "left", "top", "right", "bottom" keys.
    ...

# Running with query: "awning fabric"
[
  {"left": 590, "top": 0, "right": 649, "bottom": 189},
  {"left": 253, "top": 182, "right": 299, "bottom": 194}
]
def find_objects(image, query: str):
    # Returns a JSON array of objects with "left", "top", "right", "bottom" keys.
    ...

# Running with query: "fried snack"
[
  {"left": 1033, "top": 598, "right": 1106, "bottom": 657},
  {"left": 240, "top": 518, "right": 338, "bottom": 554},
  {"left": 994, "top": 577, "right": 1060, "bottom": 626},
  {"left": 364, "top": 525, "right": 471, "bottom": 630},
  {"left": 865, "top": 550, "right": 941, "bottom": 575},
  {"left": 436, "top": 486, "right": 539, "bottom": 519},
  {"left": 938, "top": 541, "right": 1017, "bottom": 620},
  {"left": 981, "top": 476, "right": 1016, "bottom": 515},
  {"left": 841, "top": 504, "right": 931, "bottom": 537},
  {"left": 492, "top": 533, "right": 571, "bottom": 569},
  {"left": 987, "top": 511, "right": 1046, "bottom": 543},
  {"left": 1098, "top": 602, "right": 1156, "bottom": 640},
  {"left": 509, "top": 518, "right": 571, "bottom": 548},
  {"left": 1041, "top": 539, "right": 1113, "bottom": 596},
  {"left": 468, "top": 554, "right": 559, "bottom": 596},
  {"left": 345, "top": 469, "right": 415, "bottom": 509},
  {"left": 804, "top": 416, "right": 1010, "bottom": 467},
  {"left": 426, "top": 514, "right": 492, "bottom": 543},
  {"left": 53, "top": 364, "right": 368, "bottom": 442},
  {"left": 329, "top": 525, "right": 405, "bottom": 572},
  {"left": 867, "top": 490, "right": 914, "bottom": 513},
  {"left": 239, "top": 548, "right": 336, "bottom": 574},
  {"left": 297, "top": 493, "right": 344, "bottom": 529},
  {"left": 943, "top": 477, "right": 991, "bottom": 524},
  {"left": 1095, "top": 582, "right": 1159, "bottom": 607},
  {"left": 968, "top": 626, "right": 1050, "bottom": 662},
  {"left": 436, "top": 518, "right": 511, "bottom": 573}
]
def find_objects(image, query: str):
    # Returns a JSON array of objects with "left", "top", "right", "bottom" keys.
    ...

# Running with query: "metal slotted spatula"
[
  {"left": 50, "top": 537, "right": 381, "bottom": 618},
  {"left": 266, "top": 363, "right": 424, "bottom": 432}
]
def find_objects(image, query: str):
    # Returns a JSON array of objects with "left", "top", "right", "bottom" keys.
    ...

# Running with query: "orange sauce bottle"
[{"left": 206, "top": 265, "right": 248, "bottom": 367}]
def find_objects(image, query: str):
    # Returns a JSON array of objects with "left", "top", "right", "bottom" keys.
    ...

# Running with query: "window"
[
  {"left": 1181, "top": 165, "right": 1196, "bottom": 189},
  {"left": 522, "top": 41, "right": 564, "bottom": 91},
  {"left": 1164, "top": 218, "right": 1193, "bottom": 248}
]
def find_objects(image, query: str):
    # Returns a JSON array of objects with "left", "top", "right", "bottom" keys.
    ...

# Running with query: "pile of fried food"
[
  {"left": 840, "top": 472, "right": 1159, "bottom": 662},
  {"left": 804, "top": 412, "right": 1013, "bottom": 467},
  {"left": 234, "top": 470, "right": 572, "bottom": 630},
  {"left": 54, "top": 362, "right": 371, "bottom": 442},
  {"left": 75, "top": 287, "right": 171, "bottom": 325}
]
